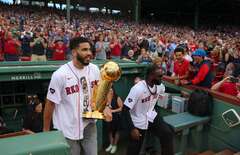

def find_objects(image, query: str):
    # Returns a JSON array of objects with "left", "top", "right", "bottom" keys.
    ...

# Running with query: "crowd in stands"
[{"left": 0, "top": 3, "right": 240, "bottom": 98}]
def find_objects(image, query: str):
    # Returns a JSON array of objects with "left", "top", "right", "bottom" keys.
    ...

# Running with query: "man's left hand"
[{"left": 103, "top": 106, "right": 112, "bottom": 122}]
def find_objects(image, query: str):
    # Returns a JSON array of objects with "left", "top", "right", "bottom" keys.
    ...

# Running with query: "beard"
[
  {"left": 77, "top": 53, "right": 89, "bottom": 66},
  {"left": 153, "top": 79, "right": 162, "bottom": 85}
]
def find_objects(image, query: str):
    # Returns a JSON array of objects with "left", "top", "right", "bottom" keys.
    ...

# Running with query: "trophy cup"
[{"left": 82, "top": 61, "right": 121, "bottom": 119}]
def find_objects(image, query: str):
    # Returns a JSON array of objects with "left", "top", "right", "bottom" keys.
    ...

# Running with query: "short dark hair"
[
  {"left": 141, "top": 47, "right": 147, "bottom": 51},
  {"left": 145, "top": 64, "right": 163, "bottom": 79},
  {"left": 69, "top": 37, "right": 90, "bottom": 50},
  {"left": 174, "top": 47, "right": 185, "bottom": 54}
]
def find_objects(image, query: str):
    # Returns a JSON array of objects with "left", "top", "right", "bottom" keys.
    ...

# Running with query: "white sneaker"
[
  {"left": 110, "top": 145, "right": 117, "bottom": 154},
  {"left": 105, "top": 144, "right": 112, "bottom": 152}
]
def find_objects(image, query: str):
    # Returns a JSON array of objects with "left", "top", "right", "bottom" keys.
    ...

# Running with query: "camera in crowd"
[{"left": 230, "top": 77, "right": 239, "bottom": 83}]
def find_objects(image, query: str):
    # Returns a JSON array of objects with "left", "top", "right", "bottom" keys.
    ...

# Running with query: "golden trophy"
[{"left": 82, "top": 61, "right": 121, "bottom": 119}]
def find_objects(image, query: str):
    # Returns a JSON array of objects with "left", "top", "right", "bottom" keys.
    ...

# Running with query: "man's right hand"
[
  {"left": 223, "top": 76, "right": 230, "bottom": 81},
  {"left": 103, "top": 106, "right": 112, "bottom": 122},
  {"left": 174, "top": 79, "right": 180, "bottom": 85},
  {"left": 130, "top": 128, "right": 142, "bottom": 141}
]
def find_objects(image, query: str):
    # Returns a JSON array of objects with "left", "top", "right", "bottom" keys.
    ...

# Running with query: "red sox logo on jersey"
[
  {"left": 65, "top": 84, "right": 79, "bottom": 95},
  {"left": 141, "top": 94, "right": 158, "bottom": 103},
  {"left": 65, "top": 80, "right": 99, "bottom": 95}
]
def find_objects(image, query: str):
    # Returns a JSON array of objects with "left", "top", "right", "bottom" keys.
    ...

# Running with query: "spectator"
[
  {"left": 211, "top": 63, "right": 240, "bottom": 96},
  {"left": 95, "top": 34, "right": 107, "bottom": 60},
  {"left": 20, "top": 31, "right": 32, "bottom": 59},
  {"left": 153, "top": 56, "right": 163, "bottom": 68},
  {"left": 136, "top": 48, "right": 152, "bottom": 64},
  {"left": 23, "top": 95, "right": 43, "bottom": 133},
  {"left": 149, "top": 37, "right": 157, "bottom": 57},
  {"left": 223, "top": 63, "right": 236, "bottom": 78},
  {"left": 139, "top": 38, "right": 149, "bottom": 51},
  {"left": 51, "top": 39, "right": 67, "bottom": 61},
  {"left": 121, "top": 37, "right": 131, "bottom": 58},
  {"left": 122, "top": 49, "right": 136, "bottom": 61},
  {"left": 170, "top": 47, "right": 190, "bottom": 85},
  {"left": 3, "top": 31, "right": 21, "bottom": 61},
  {"left": 30, "top": 29, "right": 47, "bottom": 61},
  {"left": 178, "top": 43, "right": 193, "bottom": 62},
  {"left": 181, "top": 49, "right": 213, "bottom": 88},
  {"left": 110, "top": 35, "right": 122, "bottom": 59},
  {"left": 105, "top": 86, "right": 123, "bottom": 154}
]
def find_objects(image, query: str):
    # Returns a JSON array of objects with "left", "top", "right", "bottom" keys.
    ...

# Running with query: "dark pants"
[{"left": 126, "top": 114, "right": 174, "bottom": 155}]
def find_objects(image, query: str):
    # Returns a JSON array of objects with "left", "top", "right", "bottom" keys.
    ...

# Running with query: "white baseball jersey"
[
  {"left": 124, "top": 80, "right": 165, "bottom": 129},
  {"left": 47, "top": 61, "right": 100, "bottom": 140}
]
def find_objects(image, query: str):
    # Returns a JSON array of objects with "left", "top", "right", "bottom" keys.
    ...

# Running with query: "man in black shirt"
[{"left": 30, "top": 29, "right": 47, "bottom": 61}]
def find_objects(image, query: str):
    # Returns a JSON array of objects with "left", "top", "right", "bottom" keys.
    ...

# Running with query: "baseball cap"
[{"left": 192, "top": 48, "right": 206, "bottom": 57}]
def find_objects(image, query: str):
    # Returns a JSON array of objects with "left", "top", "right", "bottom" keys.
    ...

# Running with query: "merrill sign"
[{"left": 11, "top": 73, "right": 42, "bottom": 80}]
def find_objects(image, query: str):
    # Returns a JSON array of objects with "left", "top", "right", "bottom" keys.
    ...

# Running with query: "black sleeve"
[
  {"left": 23, "top": 107, "right": 33, "bottom": 130},
  {"left": 122, "top": 105, "right": 135, "bottom": 130}
]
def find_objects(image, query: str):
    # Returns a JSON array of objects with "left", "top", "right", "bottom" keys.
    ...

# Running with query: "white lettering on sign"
[{"left": 10, "top": 73, "right": 42, "bottom": 80}]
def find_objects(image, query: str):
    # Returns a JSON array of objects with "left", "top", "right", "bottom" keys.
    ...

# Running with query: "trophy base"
[{"left": 82, "top": 111, "right": 105, "bottom": 119}]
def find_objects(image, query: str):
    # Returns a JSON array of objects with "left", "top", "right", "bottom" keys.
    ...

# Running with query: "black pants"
[{"left": 126, "top": 114, "right": 174, "bottom": 155}]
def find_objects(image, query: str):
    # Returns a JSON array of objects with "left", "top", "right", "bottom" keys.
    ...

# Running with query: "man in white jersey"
[
  {"left": 43, "top": 37, "right": 112, "bottom": 155},
  {"left": 123, "top": 65, "right": 174, "bottom": 155}
]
